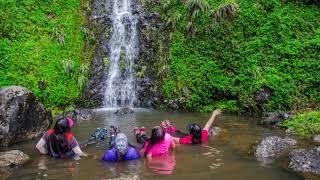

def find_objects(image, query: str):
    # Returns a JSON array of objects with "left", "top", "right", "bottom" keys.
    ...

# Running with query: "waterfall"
[{"left": 104, "top": 0, "right": 139, "bottom": 108}]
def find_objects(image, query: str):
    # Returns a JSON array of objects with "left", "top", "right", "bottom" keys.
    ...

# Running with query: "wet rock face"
[
  {"left": 0, "top": 86, "right": 52, "bottom": 147},
  {"left": 260, "top": 112, "right": 292, "bottom": 127},
  {"left": 114, "top": 107, "right": 134, "bottom": 116},
  {"left": 83, "top": 0, "right": 113, "bottom": 108},
  {"left": 0, "top": 150, "right": 30, "bottom": 168},
  {"left": 135, "top": 7, "right": 163, "bottom": 108},
  {"left": 135, "top": 77, "right": 161, "bottom": 108},
  {"left": 83, "top": 0, "right": 163, "bottom": 109},
  {"left": 255, "top": 136, "right": 297, "bottom": 160},
  {"left": 289, "top": 148, "right": 320, "bottom": 175}
]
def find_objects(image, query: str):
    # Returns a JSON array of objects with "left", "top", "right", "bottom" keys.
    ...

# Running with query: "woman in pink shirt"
[
  {"left": 135, "top": 126, "right": 175, "bottom": 159},
  {"left": 172, "top": 109, "right": 222, "bottom": 144}
]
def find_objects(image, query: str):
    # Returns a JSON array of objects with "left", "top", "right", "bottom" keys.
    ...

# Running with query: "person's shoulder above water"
[
  {"left": 179, "top": 135, "right": 193, "bottom": 144},
  {"left": 102, "top": 148, "right": 118, "bottom": 162},
  {"left": 201, "top": 129, "right": 208, "bottom": 143},
  {"left": 122, "top": 146, "right": 140, "bottom": 160},
  {"left": 102, "top": 146, "right": 140, "bottom": 162}
]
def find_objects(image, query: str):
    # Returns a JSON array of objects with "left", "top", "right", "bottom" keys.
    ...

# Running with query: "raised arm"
[{"left": 203, "top": 109, "right": 222, "bottom": 131}]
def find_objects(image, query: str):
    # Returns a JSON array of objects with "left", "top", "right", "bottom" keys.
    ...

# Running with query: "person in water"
[
  {"left": 102, "top": 132, "right": 141, "bottom": 162},
  {"left": 172, "top": 109, "right": 222, "bottom": 144},
  {"left": 36, "top": 117, "right": 87, "bottom": 158},
  {"left": 134, "top": 126, "right": 175, "bottom": 159}
]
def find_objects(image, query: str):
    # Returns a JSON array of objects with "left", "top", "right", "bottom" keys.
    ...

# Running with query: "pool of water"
[{"left": 6, "top": 110, "right": 304, "bottom": 179}]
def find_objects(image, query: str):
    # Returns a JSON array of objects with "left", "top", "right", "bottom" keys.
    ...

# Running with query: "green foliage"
[
  {"left": 50, "top": 26, "right": 66, "bottom": 45},
  {"left": 156, "top": 0, "right": 320, "bottom": 113},
  {"left": 0, "top": 0, "right": 93, "bottom": 109},
  {"left": 79, "top": 63, "right": 89, "bottom": 75},
  {"left": 77, "top": 75, "right": 87, "bottom": 90},
  {"left": 78, "top": 63, "right": 89, "bottom": 90},
  {"left": 81, "top": 26, "right": 96, "bottom": 46},
  {"left": 62, "top": 59, "right": 75, "bottom": 76},
  {"left": 213, "top": 2, "right": 239, "bottom": 22},
  {"left": 185, "top": 0, "right": 210, "bottom": 18},
  {"left": 280, "top": 111, "right": 320, "bottom": 135},
  {"left": 103, "top": 57, "right": 110, "bottom": 68}
]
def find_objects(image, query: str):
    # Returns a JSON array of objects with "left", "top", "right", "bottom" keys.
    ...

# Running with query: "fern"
[
  {"left": 80, "top": 64, "right": 89, "bottom": 75},
  {"left": 186, "top": 21, "right": 197, "bottom": 35},
  {"left": 213, "top": 2, "right": 239, "bottom": 23},
  {"left": 185, "top": 0, "right": 210, "bottom": 16},
  {"left": 77, "top": 75, "right": 87, "bottom": 90},
  {"left": 62, "top": 59, "right": 75, "bottom": 76}
]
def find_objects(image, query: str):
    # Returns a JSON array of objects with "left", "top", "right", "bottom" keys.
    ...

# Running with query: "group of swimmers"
[{"left": 35, "top": 109, "right": 222, "bottom": 162}]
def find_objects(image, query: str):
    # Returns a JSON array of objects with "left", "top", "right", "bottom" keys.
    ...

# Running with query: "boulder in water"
[
  {"left": 0, "top": 86, "right": 52, "bottom": 147},
  {"left": 285, "top": 127, "right": 295, "bottom": 134},
  {"left": 289, "top": 148, "right": 320, "bottom": 175},
  {"left": 0, "top": 150, "right": 30, "bottom": 168},
  {"left": 254, "top": 136, "right": 297, "bottom": 162},
  {"left": 64, "top": 109, "right": 95, "bottom": 122},
  {"left": 260, "top": 112, "right": 292, "bottom": 127},
  {"left": 114, "top": 107, "right": 134, "bottom": 116}
]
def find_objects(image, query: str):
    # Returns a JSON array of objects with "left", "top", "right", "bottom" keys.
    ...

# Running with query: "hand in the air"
[{"left": 212, "top": 109, "right": 222, "bottom": 117}]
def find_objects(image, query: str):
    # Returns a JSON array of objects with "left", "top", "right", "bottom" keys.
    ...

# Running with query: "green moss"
[
  {"left": 103, "top": 57, "right": 110, "bottom": 69},
  {"left": 280, "top": 111, "right": 320, "bottom": 136},
  {"left": 156, "top": 0, "right": 320, "bottom": 113},
  {"left": 0, "top": 0, "right": 94, "bottom": 110}
]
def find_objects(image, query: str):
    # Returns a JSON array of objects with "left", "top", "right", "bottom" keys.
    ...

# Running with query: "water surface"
[{"left": 8, "top": 110, "right": 303, "bottom": 179}]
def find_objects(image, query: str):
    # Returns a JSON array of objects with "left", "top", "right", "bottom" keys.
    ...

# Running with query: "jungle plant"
[
  {"left": 81, "top": 26, "right": 96, "bottom": 46},
  {"left": 213, "top": 2, "right": 239, "bottom": 23},
  {"left": 185, "top": 0, "right": 210, "bottom": 19},
  {"left": 78, "top": 75, "right": 87, "bottom": 90},
  {"left": 50, "top": 26, "right": 66, "bottom": 45},
  {"left": 62, "top": 59, "right": 75, "bottom": 76},
  {"left": 80, "top": 64, "right": 89, "bottom": 75},
  {"left": 165, "top": 12, "right": 183, "bottom": 30},
  {"left": 186, "top": 21, "right": 197, "bottom": 35}
]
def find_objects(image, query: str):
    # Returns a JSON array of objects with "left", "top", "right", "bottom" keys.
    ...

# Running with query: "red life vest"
[{"left": 47, "top": 128, "right": 73, "bottom": 149}]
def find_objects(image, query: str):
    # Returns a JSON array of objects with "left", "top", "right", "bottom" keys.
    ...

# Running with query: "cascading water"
[{"left": 104, "top": 0, "right": 139, "bottom": 108}]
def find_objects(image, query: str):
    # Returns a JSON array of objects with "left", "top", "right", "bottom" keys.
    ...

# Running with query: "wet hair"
[
  {"left": 187, "top": 123, "right": 202, "bottom": 144},
  {"left": 145, "top": 126, "right": 165, "bottom": 156},
  {"left": 54, "top": 118, "right": 71, "bottom": 135}
]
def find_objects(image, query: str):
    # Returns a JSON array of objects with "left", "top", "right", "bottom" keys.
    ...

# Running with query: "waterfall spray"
[{"left": 104, "top": 0, "right": 139, "bottom": 108}]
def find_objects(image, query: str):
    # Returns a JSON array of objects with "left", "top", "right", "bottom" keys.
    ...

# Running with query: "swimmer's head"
[
  {"left": 150, "top": 126, "right": 165, "bottom": 144},
  {"left": 187, "top": 123, "right": 202, "bottom": 144}
]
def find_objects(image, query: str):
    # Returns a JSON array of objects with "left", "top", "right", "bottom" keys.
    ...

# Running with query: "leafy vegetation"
[
  {"left": 281, "top": 111, "right": 320, "bottom": 135},
  {"left": 0, "top": 0, "right": 94, "bottom": 110},
  {"left": 150, "top": 0, "right": 320, "bottom": 113}
]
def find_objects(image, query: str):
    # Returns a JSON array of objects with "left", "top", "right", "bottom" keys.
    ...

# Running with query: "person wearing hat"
[
  {"left": 36, "top": 117, "right": 87, "bottom": 158},
  {"left": 102, "top": 133, "right": 141, "bottom": 162}
]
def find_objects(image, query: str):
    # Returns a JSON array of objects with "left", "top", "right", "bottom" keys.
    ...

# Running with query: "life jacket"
[{"left": 47, "top": 129, "right": 74, "bottom": 158}]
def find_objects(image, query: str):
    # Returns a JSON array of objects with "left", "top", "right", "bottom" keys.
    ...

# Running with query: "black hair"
[
  {"left": 188, "top": 123, "right": 202, "bottom": 144},
  {"left": 144, "top": 126, "right": 165, "bottom": 156},
  {"left": 54, "top": 118, "right": 70, "bottom": 135}
]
